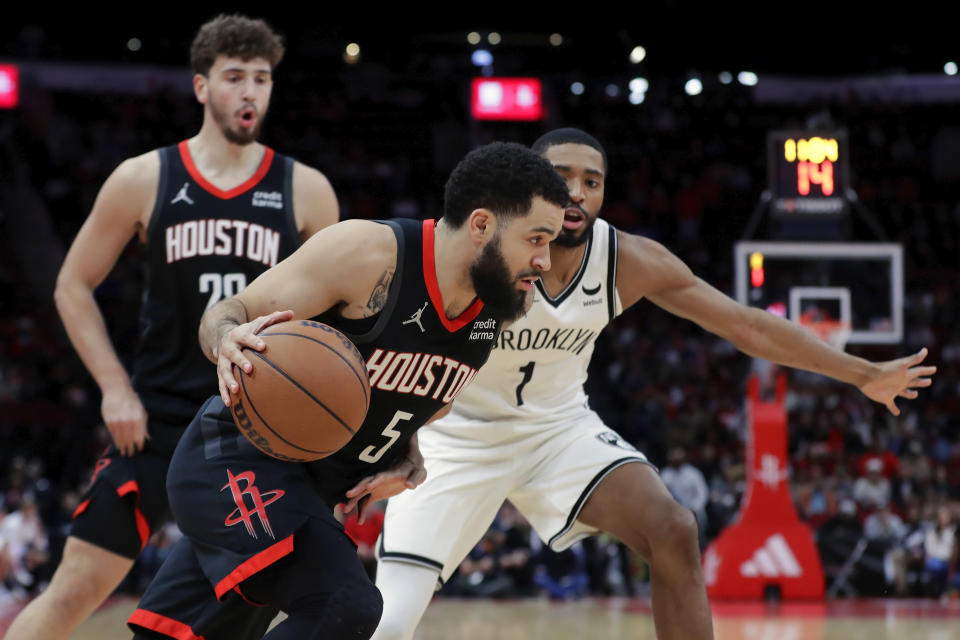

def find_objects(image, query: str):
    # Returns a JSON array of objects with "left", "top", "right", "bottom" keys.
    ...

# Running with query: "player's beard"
[
  {"left": 470, "top": 234, "right": 535, "bottom": 322},
  {"left": 555, "top": 203, "right": 596, "bottom": 248},
  {"left": 210, "top": 100, "right": 264, "bottom": 146}
]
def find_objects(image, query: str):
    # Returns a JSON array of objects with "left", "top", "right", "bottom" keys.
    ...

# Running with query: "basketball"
[{"left": 229, "top": 319, "right": 370, "bottom": 462}]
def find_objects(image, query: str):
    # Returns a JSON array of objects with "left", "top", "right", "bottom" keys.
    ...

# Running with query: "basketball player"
[
  {"left": 369, "top": 129, "right": 937, "bottom": 640},
  {"left": 126, "top": 142, "right": 568, "bottom": 640},
  {"left": 4, "top": 15, "right": 338, "bottom": 640}
]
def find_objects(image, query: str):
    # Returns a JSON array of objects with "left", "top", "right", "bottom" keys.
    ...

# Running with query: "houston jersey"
[
  {"left": 307, "top": 219, "right": 501, "bottom": 504},
  {"left": 131, "top": 141, "right": 301, "bottom": 434},
  {"left": 435, "top": 218, "right": 622, "bottom": 435}
]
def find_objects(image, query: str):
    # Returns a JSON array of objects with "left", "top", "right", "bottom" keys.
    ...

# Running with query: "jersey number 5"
[
  {"left": 358, "top": 410, "right": 413, "bottom": 463},
  {"left": 200, "top": 273, "right": 247, "bottom": 310}
]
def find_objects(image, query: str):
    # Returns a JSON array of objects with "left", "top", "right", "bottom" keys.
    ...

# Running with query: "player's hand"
[
  {"left": 343, "top": 440, "right": 428, "bottom": 524},
  {"left": 859, "top": 347, "right": 937, "bottom": 416},
  {"left": 101, "top": 385, "right": 148, "bottom": 456},
  {"left": 216, "top": 310, "right": 294, "bottom": 406}
]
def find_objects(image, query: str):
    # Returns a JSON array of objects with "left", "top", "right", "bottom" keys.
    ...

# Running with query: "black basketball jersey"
[
  {"left": 131, "top": 141, "right": 301, "bottom": 443},
  {"left": 307, "top": 218, "right": 501, "bottom": 505}
]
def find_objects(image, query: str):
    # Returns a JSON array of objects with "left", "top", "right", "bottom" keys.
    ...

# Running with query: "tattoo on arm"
[{"left": 365, "top": 269, "right": 394, "bottom": 315}]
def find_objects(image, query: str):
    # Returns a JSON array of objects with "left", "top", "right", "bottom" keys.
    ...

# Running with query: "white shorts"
[{"left": 377, "top": 410, "right": 652, "bottom": 584}]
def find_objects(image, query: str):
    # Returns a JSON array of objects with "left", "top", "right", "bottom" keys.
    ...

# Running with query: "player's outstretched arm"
[
  {"left": 292, "top": 162, "right": 340, "bottom": 241},
  {"left": 54, "top": 152, "right": 158, "bottom": 455},
  {"left": 620, "top": 233, "right": 936, "bottom": 415},
  {"left": 199, "top": 219, "right": 396, "bottom": 404}
]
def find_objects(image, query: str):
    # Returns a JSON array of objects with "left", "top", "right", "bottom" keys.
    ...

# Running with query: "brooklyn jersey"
[
  {"left": 131, "top": 141, "right": 301, "bottom": 435},
  {"left": 307, "top": 219, "right": 500, "bottom": 505},
  {"left": 435, "top": 218, "right": 622, "bottom": 432}
]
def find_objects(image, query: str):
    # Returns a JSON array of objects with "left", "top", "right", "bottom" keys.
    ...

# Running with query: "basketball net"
[{"left": 798, "top": 312, "right": 851, "bottom": 351}]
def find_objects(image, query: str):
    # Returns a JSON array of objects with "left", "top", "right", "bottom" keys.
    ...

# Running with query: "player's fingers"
[
  {"left": 899, "top": 390, "right": 919, "bottom": 399},
  {"left": 910, "top": 347, "right": 929, "bottom": 364},
  {"left": 908, "top": 377, "right": 933, "bottom": 388},
  {"left": 886, "top": 399, "right": 900, "bottom": 416},
  {"left": 261, "top": 310, "right": 294, "bottom": 331},
  {"left": 341, "top": 495, "right": 362, "bottom": 514},
  {"left": 909, "top": 366, "right": 937, "bottom": 377},
  {"left": 345, "top": 478, "right": 373, "bottom": 498},
  {"left": 357, "top": 495, "right": 371, "bottom": 525}
]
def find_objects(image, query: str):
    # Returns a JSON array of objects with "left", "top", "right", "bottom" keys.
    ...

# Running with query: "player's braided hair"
[
  {"left": 191, "top": 14, "right": 285, "bottom": 76},
  {"left": 443, "top": 142, "right": 569, "bottom": 228}
]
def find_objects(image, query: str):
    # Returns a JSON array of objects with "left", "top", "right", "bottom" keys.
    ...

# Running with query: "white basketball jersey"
[{"left": 433, "top": 218, "right": 622, "bottom": 437}]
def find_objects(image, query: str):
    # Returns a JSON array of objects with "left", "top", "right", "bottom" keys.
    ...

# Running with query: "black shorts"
[
  {"left": 70, "top": 441, "right": 173, "bottom": 559},
  {"left": 129, "top": 397, "right": 355, "bottom": 638},
  {"left": 129, "top": 536, "right": 279, "bottom": 640}
]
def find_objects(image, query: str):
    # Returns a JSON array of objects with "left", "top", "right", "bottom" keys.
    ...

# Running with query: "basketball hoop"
[{"left": 799, "top": 318, "right": 851, "bottom": 351}]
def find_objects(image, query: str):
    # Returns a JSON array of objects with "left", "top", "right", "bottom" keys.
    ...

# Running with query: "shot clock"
[{"left": 768, "top": 130, "right": 849, "bottom": 216}]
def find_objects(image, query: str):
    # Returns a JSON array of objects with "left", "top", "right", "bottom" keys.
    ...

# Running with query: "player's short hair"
[
  {"left": 443, "top": 142, "right": 569, "bottom": 228},
  {"left": 532, "top": 127, "right": 608, "bottom": 170},
  {"left": 190, "top": 14, "right": 285, "bottom": 76}
]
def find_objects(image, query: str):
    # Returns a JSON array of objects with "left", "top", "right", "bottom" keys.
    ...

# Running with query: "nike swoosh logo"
[{"left": 581, "top": 283, "right": 601, "bottom": 296}]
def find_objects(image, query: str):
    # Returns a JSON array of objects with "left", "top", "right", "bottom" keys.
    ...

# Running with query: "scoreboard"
[{"left": 768, "top": 130, "right": 849, "bottom": 216}]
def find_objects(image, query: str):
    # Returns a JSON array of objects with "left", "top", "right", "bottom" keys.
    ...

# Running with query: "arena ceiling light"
[
  {"left": 738, "top": 71, "right": 759, "bottom": 86},
  {"left": 719, "top": 71, "right": 733, "bottom": 85},
  {"left": 629, "top": 45, "right": 646, "bottom": 64},
  {"left": 472, "top": 49, "right": 493, "bottom": 67},
  {"left": 467, "top": 32, "right": 481, "bottom": 45},
  {"left": 343, "top": 43, "right": 360, "bottom": 64},
  {"left": 549, "top": 33, "right": 563, "bottom": 46},
  {"left": 684, "top": 78, "right": 703, "bottom": 96},
  {"left": 488, "top": 32, "right": 501, "bottom": 45},
  {"left": 945, "top": 61, "right": 958, "bottom": 76},
  {"left": 570, "top": 81, "right": 585, "bottom": 95}
]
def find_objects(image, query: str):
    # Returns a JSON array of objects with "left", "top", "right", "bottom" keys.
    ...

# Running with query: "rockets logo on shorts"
[{"left": 221, "top": 469, "right": 285, "bottom": 539}]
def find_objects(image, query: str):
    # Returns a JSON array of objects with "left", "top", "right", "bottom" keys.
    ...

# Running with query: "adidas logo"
[{"left": 739, "top": 534, "right": 802, "bottom": 578}]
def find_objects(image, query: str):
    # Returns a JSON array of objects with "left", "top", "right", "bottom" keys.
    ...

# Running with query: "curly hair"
[
  {"left": 531, "top": 127, "right": 608, "bottom": 170},
  {"left": 443, "top": 142, "right": 569, "bottom": 228},
  {"left": 190, "top": 14, "right": 285, "bottom": 76}
]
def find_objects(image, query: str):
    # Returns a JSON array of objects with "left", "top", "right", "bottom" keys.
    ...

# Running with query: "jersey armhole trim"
[
  {"left": 144, "top": 147, "right": 169, "bottom": 248},
  {"left": 283, "top": 156, "right": 301, "bottom": 246},
  {"left": 606, "top": 225, "right": 620, "bottom": 321}
]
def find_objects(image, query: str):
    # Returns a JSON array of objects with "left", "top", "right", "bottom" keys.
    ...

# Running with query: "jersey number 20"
[{"left": 200, "top": 273, "right": 247, "bottom": 310}]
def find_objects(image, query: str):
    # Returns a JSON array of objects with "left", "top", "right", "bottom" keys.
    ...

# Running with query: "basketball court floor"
[{"left": 4, "top": 594, "right": 960, "bottom": 639}]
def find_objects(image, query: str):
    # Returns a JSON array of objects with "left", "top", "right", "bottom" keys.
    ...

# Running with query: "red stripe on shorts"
[
  {"left": 214, "top": 534, "right": 294, "bottom": 601},
  {"left": 116, "top": 480, "right": 151, "bottom": 551},
  {"left": 128, "top": 608, "right": 206, "bottom": 640}
]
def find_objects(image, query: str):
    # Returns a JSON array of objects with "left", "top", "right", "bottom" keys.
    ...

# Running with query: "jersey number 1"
[
  {"left": 200, "top": 273, "right": 247, "bottom": 310},
  {"left": 515, "top": 361, "right": 535, "bottom": 406}
]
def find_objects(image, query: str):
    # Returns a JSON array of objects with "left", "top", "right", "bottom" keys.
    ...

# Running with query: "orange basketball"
[{"left": 229, "top": 319, "right": 370, "bottom": 462}]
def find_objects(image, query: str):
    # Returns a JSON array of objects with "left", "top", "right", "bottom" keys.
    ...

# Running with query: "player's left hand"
[
  {"left": 859, "top": 347, "right": 937, "bottom": 416},
  {"left": 343, "top": 438, "right": 427, "bottom": 523}
]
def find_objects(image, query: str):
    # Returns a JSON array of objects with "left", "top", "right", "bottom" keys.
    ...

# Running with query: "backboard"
[{"left": 734, "top": 242, "right": 903, "bottom": 345}]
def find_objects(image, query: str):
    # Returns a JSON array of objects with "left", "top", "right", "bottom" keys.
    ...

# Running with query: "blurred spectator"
[
  {"left": 795, "top": 463, "right": 839, "bottom": 528},
  {"left": 0, "top": 492, "right": 49, "bottom": 600},
  {"left": 660, "top": 447, "right": 709, "bottom": 545},
  {"left": 921, "top": 506, "right": 957, "bottom": 597},
  {"left": 863, "top": 502, "right": 910, "bottom": 595},
  {"left": 854, "top": 458, "right": 892, "bottom": 511}
]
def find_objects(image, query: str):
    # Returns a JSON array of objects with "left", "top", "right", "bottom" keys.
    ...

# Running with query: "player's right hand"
[
  {"left": 101, "top": 386, "right": 148, "bottom": 456},
  {"left": 216, "top": 309, "right": 294, "bottom": 406}
]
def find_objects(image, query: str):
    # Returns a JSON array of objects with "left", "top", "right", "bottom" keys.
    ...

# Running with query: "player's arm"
[
  {"left": 617, "top": 232, "right": 935, "bottom": 415},
  {"left": 53, "top": 152, "right": 158, "bottom": 455},
  {"left": 199, "top": 219, "right": 396, "bottom": 403},
  {"left": 292, "top": 161, "right": 340, "bottom": 241}
]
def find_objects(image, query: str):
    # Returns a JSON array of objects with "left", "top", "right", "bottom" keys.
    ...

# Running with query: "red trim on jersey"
[
  {"left": 128, "top": 608, "right": 206, "bottom": 640},
  {"left": 116, "top": 480, "right": 151, "bottom": 551},
  {"left": 178, "top": 140, "right": 274, "bottom": 199},
  {"left": 72, "top": 499, "right": 90, "bottom": 519},
  {"left": 233, "top": 584, "right": 268, "bottom": 607},
  {"left": 421, "top": 219, "right": 484, "bottom": 332},
  {"left": 213, "top": 534, "right": 294, "bottom": 601}
]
